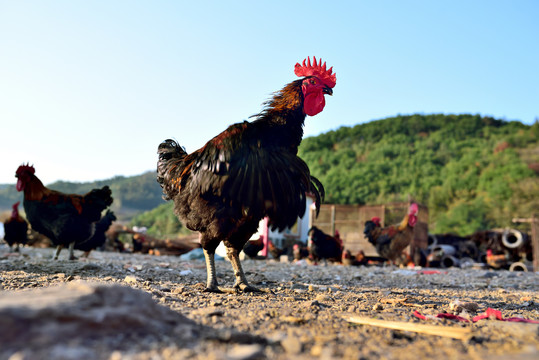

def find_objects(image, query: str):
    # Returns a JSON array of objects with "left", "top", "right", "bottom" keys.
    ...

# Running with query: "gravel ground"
[{"left": 1, "top": 244, "right": 538, "bottom": 360}]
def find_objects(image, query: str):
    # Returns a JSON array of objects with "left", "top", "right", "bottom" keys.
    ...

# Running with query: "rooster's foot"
[
  {"left": 203, "top": 285, "right": 224, "bottom": 293},
  {"left": 233, "top": 282, "right": 264, "bottom": 293}
]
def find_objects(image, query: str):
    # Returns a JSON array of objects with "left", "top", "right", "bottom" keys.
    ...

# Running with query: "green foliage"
[
  {"left": 129, "top": 202, "right": 191, "bottom": 238},
  {"left": 434, "top": 197, "right": 493, "bottom": 235},
  {"left": 299, "top": 113, "right": 538, "bottom": 235}
]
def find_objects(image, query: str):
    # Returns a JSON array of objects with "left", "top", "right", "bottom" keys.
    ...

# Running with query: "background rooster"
[
  {"left": 157, "top": 57, "right": 335, "bottom": 292},
  {"left": 363, "top": 203, "right": 419, "bottom": 265},
  {"left": 3, "top": 201, "right": 28, "bottom": 252},
  {"left": 75, "top": 210, "right": 117, "bottom": 258},
  {"left": 242, "top": 237, "right": 264, "bottom": 259},
  {"left": 308, "top": 226, "right": 343, "bottom": 263},
  {"left": 293, "top": 242, "right": 309, "bottom": 262},
  {"left": 268, "top": 240, "right": 287, "bottom": 260},
  {"left": 15, "top": 164, "right": 113, "bottom": 260}
]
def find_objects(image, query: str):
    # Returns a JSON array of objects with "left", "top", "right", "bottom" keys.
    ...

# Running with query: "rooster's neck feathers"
[
  {"left": 22, "top": 174, "right": 50, "bottom": 201},
  {"left": 250, "top": 79, "right": 306, "bottom": 149}
]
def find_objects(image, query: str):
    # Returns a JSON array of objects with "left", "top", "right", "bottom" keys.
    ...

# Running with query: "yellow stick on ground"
[{"left": 346, "top": 316, "right": 473, "bottom": 340}]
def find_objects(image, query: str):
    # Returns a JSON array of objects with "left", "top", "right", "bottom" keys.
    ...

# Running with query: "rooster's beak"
[{"left": 323, "top": 86, "right": 333, "bottom": 96}]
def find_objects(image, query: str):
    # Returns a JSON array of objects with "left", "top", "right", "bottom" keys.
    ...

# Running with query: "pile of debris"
[
  {"left": 128, "top": 228, "right": 201, "bottom": 256},
  {"left": 423, "top": 228, "right": 534, "bottom": 271}
]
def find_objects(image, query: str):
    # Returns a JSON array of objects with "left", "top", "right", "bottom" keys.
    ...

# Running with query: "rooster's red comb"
[
  {"left": 16, "top": 163, "right": 35, "bottom": 176},
  {"left": 294, "top": 56, "right": 336, "bottom": 88}
]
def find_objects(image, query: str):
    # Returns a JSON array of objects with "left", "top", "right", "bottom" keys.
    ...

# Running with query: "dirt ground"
[{"left": 1, "top": 244, "right": 538, "bottom": 360}]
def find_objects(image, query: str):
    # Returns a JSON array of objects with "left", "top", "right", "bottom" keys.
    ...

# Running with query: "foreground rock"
[{"left": 0, "top": 282, "right": 206, "bottom": 359}]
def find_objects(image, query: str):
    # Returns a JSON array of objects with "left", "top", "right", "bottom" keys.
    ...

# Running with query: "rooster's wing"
[{"left": 189, "top": 122, "right": 313, "bottom": 230}]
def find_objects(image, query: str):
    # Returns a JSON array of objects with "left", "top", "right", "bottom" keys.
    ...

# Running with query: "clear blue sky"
[{"left": 1, "top": 1, "right": 537, "bottom": 184}]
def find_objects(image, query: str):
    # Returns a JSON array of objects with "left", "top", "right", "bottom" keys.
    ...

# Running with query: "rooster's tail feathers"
[
  {"left": 86, "top": 186, "right": 113, "bottom": 207},
  {"left": 157, "top": 139, "right": 188, "bottom": 200},
  {"left": 310, "top": 176, "right": 325, "bottom": 217}
]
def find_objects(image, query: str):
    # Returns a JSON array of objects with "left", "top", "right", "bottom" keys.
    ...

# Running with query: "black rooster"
[
  {"left": 308, "top": 226, "right": 343, "bottom": 263},
  {"left": 75, "top": 210, "right": 117, "bottom": 257},
  {"left": 3, "top": 202, "right": 28, "bottom": 252},
  {"left": 157, "top": 57, "right": 335, "bottom": 292},
  {"left": 242, "top": 237, "right": 264, "bottom": 259},
  {"left": 15, "top": 164, "right": 113, "bottom": 260}
]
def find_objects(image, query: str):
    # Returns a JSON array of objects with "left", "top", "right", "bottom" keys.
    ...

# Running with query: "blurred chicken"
[
  {"left": 341, "top": 249, "right": 369, "bottom": 266},
  {"left": 363, "top": 203, "right": 418, "bottom": 265},
  {"left": 268, "top": 240, "right": 286, "bottom": 260},
  {"left": 308, "top": 226, "right": 343, "bottom": 263},
  {"left": 3, "top": 202, "right": 28, "bottom": 252},
  {"left": 293, "top": 242, "right": 310, "bottom": 261},
  {"left": 75, "top": 210, "right": 117, "bottom": 258},
  {"left": 242, "top": 237, "right": 265, "bottom": 259},
  {"left": 15, "top": 164, "right": 113, "bottom": 260},
  {"left": 341, "top": 249, "right": 355, "bottom": 266}
]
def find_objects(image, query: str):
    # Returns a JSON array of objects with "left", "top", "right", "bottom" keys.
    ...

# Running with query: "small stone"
[
  {"left": 227, "top": 344, "right": 264, "bottom": 360},
  {"left": 310, "top": 344, "right": 323, "bottom": 357},
  {"left": 449, "top": 300, "right": 479, "bottom": 313},
  {"left": 281, "top": 316, "right": 305, "bottom": 324},
  {"left": 315, "top": 294, "right": 331, "bottom": 302},
  {"left": 290, "top": 284, "right": 305, "bottom": 290},
  {"left": 7, "top": 352, "right": 25, "bottom": 360},
  {"left": 124, "top": 275, "right": 138, "bottom": 284},
  {"left": 373, "top": 303, "right": 384, "bottom": 311},
  {"left": 193, "top": 307, "right": 224, "bottom": 317},
  {"left": 281, "top": 336, "right": 302, "bottom": 354},
  {"left": 81, "top": 263, "right": 101, "bottom": 271}
]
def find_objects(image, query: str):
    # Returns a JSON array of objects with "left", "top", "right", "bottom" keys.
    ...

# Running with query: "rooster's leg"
[
  {"left": 226, "top": 247, "right": 261, "bottom": 293},
  {"left": 68, "top": 242, "right": 77, "bottom": 261},
  {"left": 53, "top": 245, "right": 63, "bottom": 260},
  {"left": 203, "top": 248, "right": 221, "bottom": 293}
]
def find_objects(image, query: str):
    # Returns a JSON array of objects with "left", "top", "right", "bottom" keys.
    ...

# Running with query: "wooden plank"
[{"left": 346, "top": 316, "right": 472, "bottom": 340}]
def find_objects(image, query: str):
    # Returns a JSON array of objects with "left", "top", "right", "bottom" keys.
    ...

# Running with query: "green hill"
[{"left": 298, "top": 113, "right": 539, "bottom": 234}]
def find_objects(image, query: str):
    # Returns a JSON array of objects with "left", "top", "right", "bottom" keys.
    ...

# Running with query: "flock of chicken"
[
  {"left": 2, "top": 57, "right": 435, "bottom": 293},
  {"left": 3, "top": 195, "right": 418, "bottom": 270},
  {"left": 241, "top": 203, "right": 420, "bottom": 267}
]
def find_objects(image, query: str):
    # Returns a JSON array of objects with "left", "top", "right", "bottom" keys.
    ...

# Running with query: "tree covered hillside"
[{"left": 299, "top": 114, "right": 539, "bottom": 235}]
